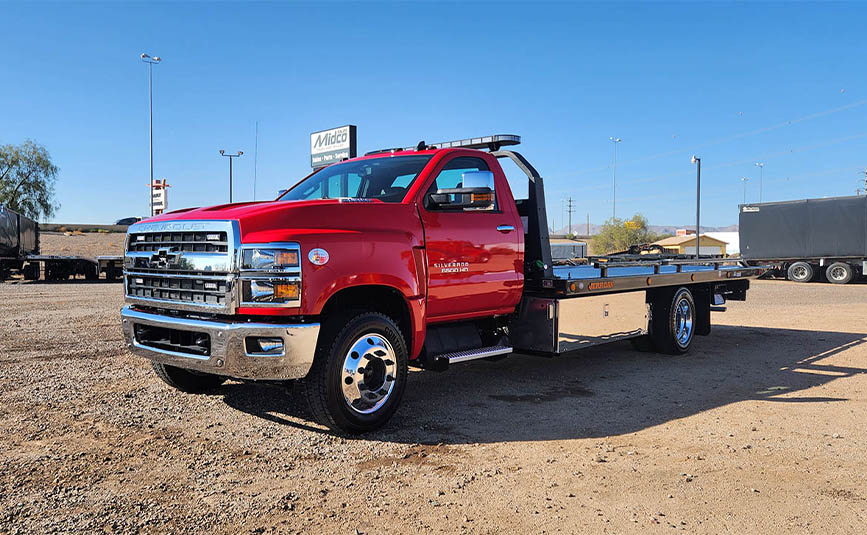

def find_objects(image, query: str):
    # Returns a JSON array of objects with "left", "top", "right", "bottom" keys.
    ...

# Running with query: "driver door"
[{"left": 418, "top": 155, "right": 522, "bottom": 321}]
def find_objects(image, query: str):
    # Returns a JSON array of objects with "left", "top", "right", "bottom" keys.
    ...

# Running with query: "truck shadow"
[{"left": 218, "top": 326, "right": 867, "bottom": 444}]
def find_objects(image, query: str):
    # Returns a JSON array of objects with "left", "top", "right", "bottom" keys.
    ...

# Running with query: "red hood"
[{"left": 140, "top": 199, "right": 423, "bottom": 244}]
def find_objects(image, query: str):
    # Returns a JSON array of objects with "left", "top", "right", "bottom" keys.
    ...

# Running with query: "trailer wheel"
[
  {"left": 825, "top": 262, "right": 854, "bottom": 284},
  {"left": 302, "top": 312, "right": 408, "bottom": 434},
  {"left": 151, "top": 362, "right": 227, "bottom": 393},
  {"left": 23, "top": 262, "right": 40, "bottom": 281},
  {"left": 786, "top": 262, "right": 814, "bottom": 283},
  {"left": 651, "top": 287, "right": 696, "bottom": 355}
]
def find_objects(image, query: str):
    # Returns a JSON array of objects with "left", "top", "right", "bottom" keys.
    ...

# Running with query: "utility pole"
[
  {"left": 754, "top": 162, "right": 764, "bottom": 202},
  {"left": 220, "top": 150, "right": 243, "bottom": 203},
  {"left": 741, "top": 177, "right": 750, "bottom": 204},
  {"left": 141, "top": 53, "right": 161, "bottom": 217},
  {"left": 697, "top": 158, "right": 701, "bottom": 259},
  {"left": 610, "top": 137, "right": 622, "bottom": 220},
  {"left": 567, "top": 197, "right": 575, "bottom": 236},
  {"left": 586, "top": 212, "right": 590, "bottom": 236}
]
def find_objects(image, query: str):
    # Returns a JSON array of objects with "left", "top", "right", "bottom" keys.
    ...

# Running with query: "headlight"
[{"left": 241, "top": 248, "right": 300, "bottom": 271}]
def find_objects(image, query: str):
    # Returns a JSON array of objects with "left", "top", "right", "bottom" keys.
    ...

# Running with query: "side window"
[{"left": 428, "top": 157, "right": 490, "bottom": 193}]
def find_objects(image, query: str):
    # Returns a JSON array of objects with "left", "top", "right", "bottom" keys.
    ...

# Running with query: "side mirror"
[{"left": 425, "top": 171, "right": 496, "bottom": 210}]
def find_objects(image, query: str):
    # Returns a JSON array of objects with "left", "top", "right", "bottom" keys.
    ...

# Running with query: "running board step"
[{"left": 435, "top": 345, "right": 513, "bottom": 364}]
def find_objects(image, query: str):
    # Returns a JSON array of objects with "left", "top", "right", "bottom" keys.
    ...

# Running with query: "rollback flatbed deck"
[{"left": 496, "top": 148, "right": 765, "bottom": 356}]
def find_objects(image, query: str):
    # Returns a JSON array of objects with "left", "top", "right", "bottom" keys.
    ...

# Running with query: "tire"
[
  {"left": 151, "top": 362, "right": 227, "bottom": 393},
  {"left": 650, "top": 287, "right": 696, "bottom": 355},
  {"left": 302, "top": 312, "right": 408, "bottom": 434},
  {"left": 787, "top": 262, "right": 814, "bottom": 283},
  {"left": 825, "top": 262, "right": 854, "bottom": 284},
  {"left": 23, "top": 262, "right": 40, "bottom": 281}
]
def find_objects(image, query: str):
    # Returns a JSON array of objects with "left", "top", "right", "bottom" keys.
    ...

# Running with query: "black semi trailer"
[
  {"left": 739, "top": 195, "right": 867, "bottom": 284},
  {"left": 0, "top": 205, "right": 122, "bottom": 281}
]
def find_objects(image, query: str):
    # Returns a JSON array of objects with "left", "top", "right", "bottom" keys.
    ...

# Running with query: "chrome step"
[{"left": 435, "top": 345, "right": 513, "bottom": 364}]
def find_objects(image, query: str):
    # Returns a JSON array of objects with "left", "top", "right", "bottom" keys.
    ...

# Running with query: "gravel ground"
[
  {"left": 37, "top": 231, "right": 126, "bottom": 258},
  {"left": 1, "top": 279, "right": 865, "bottom": 534}
]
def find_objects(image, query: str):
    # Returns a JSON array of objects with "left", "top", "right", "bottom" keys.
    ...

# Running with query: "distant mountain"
[{"left": 551, "top": 223, "right": 738, "bottom": 236}]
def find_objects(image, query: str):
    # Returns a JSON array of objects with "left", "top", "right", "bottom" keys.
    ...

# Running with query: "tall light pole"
[
  {"left": 754, "top": 162, "right": 764, "bottom": 202},
  {"left": 740, "top": 177, "right": 750, "bottom": 204},
  {"left": 141, "top": 53, "right": 161, "bottom": 217},
  {"left": 220, "top": 150, "right": 243, "bottom": 203},
  {"left": 610, "top": 137, "right": 621, "bottom": 220},
  {"left": 691, "top": 155, "right": 701, "bottom": 259}
]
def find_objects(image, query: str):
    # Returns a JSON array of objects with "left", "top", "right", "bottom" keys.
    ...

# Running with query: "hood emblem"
[
  {"left": 308, "top": 248, "right": 329, "bottom": 266},
  {"left": 149, "top": 247, "right": 181, "bottom": 269}
]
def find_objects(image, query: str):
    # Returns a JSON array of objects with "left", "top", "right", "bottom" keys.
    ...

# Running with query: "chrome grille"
[
  {"left": 126, "top": 273, "right": 231, "bottom": 306},
  {"left": 124, "top": 220, "right": 239, "bottom": 313},
  {"left": 127, "top": 230, "right": 228, "bottom": 253}
]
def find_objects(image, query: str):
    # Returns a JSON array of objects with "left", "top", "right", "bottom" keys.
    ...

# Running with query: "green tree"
[
  {"left": 592, "top": 214, "right": 661, "bottom": 254},
  {"left": 0, "top": 140, "right": 59, "bottom": 220}
]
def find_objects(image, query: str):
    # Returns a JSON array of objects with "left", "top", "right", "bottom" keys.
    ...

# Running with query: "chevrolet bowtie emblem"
[{"left": 149, "top": 247, "right": 180, "bottom": 269}]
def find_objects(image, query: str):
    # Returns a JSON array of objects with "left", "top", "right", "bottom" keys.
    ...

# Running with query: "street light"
[
  {"left": 754, "top": 162, "right": 764, "bottom": 202},
  {"left": 609, "top": 137, "right": 621, "bottom": 220},
  {"left": 740, "top": 177, "right": 750, "bottom": 204},
  {"left": 220, "top": 150, "right": 243, "bottom": 203},
  {"left": 691, "top": 155, "right": 701, "bottom": 259},
  {"left": 141, "top": 53, "right": 161, "bottom": 217}
]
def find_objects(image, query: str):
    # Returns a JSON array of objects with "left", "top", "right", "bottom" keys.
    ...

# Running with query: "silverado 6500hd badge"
[{"left": 434, "top": 262, "right": 469, "bottom": 273}]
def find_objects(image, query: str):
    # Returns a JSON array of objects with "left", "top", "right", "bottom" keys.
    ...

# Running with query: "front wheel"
[{"left": 302, "top": 312, "right": 408, "bottom": 434}]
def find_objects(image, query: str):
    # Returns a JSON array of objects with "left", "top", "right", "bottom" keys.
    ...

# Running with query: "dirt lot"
[
  {"left": 1, "top": 279, "right": 865, "bottom": 534},
  {"left": 37, "top": 231, "right": 126, "bottom": 258}
]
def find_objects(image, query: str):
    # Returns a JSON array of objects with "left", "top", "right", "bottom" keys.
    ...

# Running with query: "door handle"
[{"left": 497, "top": 225, "right": 515, "bottom": 232}]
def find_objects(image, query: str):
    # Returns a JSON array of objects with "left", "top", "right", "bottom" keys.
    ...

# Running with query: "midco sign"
[{"left": 310, "top": 125, "right": 357, "bottom": 169}]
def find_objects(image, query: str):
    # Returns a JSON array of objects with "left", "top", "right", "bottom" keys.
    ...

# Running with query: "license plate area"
[{"left": 134, "top": 324, "right": 211, "bottom": 357}]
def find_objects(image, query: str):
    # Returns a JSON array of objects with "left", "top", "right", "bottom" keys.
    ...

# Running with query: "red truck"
[{"left": 121, "top": 135, "right": 765, "bottom": 433}]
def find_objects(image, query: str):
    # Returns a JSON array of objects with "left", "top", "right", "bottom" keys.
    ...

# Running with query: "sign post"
[
  {"left": 148, "top": 178, "right": 170, "bottom": 215},
  {"left": 310, "top": 125, "right": 357, "bottom": 169}
]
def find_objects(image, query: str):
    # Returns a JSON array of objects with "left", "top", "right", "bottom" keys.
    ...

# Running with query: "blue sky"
[{"left": 2, "top": 1, "right": 866, "bottom": 228}]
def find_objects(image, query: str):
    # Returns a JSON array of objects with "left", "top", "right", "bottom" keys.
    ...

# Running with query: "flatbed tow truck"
[{"left": 121, "top": 134, "right": 765, "bottom": 432}]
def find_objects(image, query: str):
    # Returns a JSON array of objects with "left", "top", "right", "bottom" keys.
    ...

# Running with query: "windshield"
[{"left": 278, "top": 155, "right": 433, "bottom": 203}]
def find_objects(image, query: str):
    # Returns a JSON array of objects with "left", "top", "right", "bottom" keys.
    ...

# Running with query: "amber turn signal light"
[{"left": 274, "top": 282, "right": 300, "bottom": 300}]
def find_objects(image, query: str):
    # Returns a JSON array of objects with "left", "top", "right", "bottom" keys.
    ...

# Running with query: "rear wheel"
[
  {"left": 650, "top": 287, "right": 696, "bottom": 355},
  {"left": 303, "top": 312, "right": 408, "bottom": 434},
  {"left": 151, "top": 362, "right": 227, "bottom": 393},
  {"left": 825, "top": 262, "right": 854, "bottom": 284},
  {"left": 787, "top": 262, "right": 814, "bottom": 283}
]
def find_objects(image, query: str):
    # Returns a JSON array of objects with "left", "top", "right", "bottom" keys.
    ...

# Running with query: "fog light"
[{"left": 245, "top": 336, "right": 284, "bottom": 356}]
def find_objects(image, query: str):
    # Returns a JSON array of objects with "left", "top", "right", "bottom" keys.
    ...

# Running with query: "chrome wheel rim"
[
  {"left": 829, "top": 266, "right": 847, "bottom": 281},
  {"left": 792, "top": 266, "right": 808, "bottom": 280},
  {"left": 674, "top": 297, "right": 694, "bottom": 348},
  {"left": 341, "top": 333, "right": 397, "bottom": 414}
]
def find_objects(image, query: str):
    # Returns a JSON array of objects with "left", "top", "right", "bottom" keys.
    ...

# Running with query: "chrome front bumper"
[{"left": 121, "top": 305, "right": 320, "bottom": 381}]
